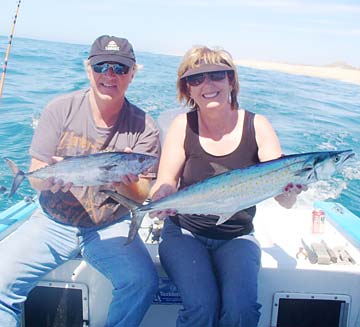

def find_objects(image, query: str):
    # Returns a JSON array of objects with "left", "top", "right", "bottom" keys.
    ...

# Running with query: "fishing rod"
[{"left": 0, "top": 0, "right": 22, "bottom": 99}]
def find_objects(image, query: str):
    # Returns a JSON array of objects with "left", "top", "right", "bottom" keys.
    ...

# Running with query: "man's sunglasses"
[
  {"left": 92, "top": 63, "right": 130, "bottom": 75},
  {"left": 186, "top": 70, "right": 232, "bottom": 87}
]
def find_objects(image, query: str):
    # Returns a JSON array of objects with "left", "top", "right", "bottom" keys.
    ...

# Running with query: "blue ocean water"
[{"left": 0, "top": 36, "right": 359, "bottom": 217}]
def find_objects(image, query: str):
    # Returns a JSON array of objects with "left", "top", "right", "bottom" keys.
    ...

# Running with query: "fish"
[
  {"left": 5, "top": 151, "right": 158, "bottom": 197},
  {"left": 102, "top": 149, "right": 354, "bottom": 245}
]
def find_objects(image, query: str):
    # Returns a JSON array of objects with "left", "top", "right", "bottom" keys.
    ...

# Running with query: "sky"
[{"left": 1, "top": 0, "right": 360, "bottom": 67}]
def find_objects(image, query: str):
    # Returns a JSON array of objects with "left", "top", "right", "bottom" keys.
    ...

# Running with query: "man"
[{"left": 0, "top": 35, "right": 160, "bottom": 327}]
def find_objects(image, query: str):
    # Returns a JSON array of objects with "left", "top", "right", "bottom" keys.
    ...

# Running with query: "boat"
[
  {"left": 1, "top": 194, "right": 359, "bottom": 327},
  {"left": 1, "top": 3, "right": 359, "bottom": 324}
]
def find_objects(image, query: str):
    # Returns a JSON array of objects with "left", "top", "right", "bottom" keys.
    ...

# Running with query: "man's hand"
[
  {"left": 117, "top": 173, "right": 139, "bottom": 186},
  {"left": 29, "top": 156, "right": 73, "bottom": 193},
  {"left": 112, "top": 147, "right": 140, "bottom": 187},
  {"left": 111, "top": 147, "right": 152, "bottom": 203}
]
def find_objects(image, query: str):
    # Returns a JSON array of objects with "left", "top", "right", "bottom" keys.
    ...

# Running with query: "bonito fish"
[
  {"left": 5, "top": 151, "right": 158, "bottom": 197},
  {"left": 103, "top": 150, "right": 354, "bottom": 244}
]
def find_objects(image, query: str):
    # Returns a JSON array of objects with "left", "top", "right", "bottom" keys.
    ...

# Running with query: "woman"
[{"left": 150, "top": 45, "right": 303, "bottom": 327}]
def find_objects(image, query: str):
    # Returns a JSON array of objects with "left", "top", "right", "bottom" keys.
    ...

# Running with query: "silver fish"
[
  {"left": 5, "top": 151, "right": 158, "bottom": 197},
  {"left": 103, "top": 150, "right": 354, "bottom": 244}
]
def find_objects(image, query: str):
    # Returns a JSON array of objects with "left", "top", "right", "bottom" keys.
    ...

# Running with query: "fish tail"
[
  {"left": 125, "top": 209, "right": 147, "bottom": 245},
  {"left": 4, "top": 158, "right": 26, "bottom": 197},
  {"left": 101, "top": 190, "right": 147, "bottom": 245}
]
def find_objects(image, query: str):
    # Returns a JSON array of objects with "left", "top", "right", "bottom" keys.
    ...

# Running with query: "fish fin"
[
  {"left": 125, "top": 209, "right": 147, "bottom": 245},
  {"left": 100, "top": 190, "right": 141, "bottom": 209},
  {"left": 209, "top": 162, "right": 230, "bottom": 176},
  {"left": 294, "top": 164, "right": 315, "bottom": 182},
  {"left": 4, "top": 158, "right": 26, "bottom": 197},
  {"left": 215, "top": 213, "right": 233, "bottom": 225},
  {"left": 294, "top": 165, "right": 313, "bottom": 176},
  {"left": 98, "top": 196, "right": 118, "bottom": 208}
]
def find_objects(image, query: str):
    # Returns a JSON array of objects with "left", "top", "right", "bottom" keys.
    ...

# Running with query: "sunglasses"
[
  {"left": 186, "top": 70, "right": 231, "bottom": 87},
  {"left": 92, "top": 63, "right": 130, "bottom": 75}
]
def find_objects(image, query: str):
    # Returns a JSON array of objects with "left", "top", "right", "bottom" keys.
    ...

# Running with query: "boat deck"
[
  {"left": 254, "top": 199, "right": 360, "bottom": 327},
  {"left": 1, "top": 198, "right": 360, "bottom": 326}
]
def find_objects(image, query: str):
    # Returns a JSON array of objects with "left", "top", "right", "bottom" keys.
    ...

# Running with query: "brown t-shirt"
[
  {"left": 170, "top": 110, "right": 259, "bottom": 239},
  {"left": 30, "top": 89, "right": 160, "bottom": 227}
]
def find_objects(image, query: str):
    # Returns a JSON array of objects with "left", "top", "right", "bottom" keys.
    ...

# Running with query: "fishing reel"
[{"left": 139, "top": 217, "right": 164, "bottom": 244}]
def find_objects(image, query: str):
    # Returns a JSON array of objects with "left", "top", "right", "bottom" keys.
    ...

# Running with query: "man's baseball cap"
[{"left": 88, "top": 35, "right": 136, "bottom": 67}]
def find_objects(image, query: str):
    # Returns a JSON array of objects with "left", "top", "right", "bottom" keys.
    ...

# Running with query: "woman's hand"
[
  {"left": 149, "top": 184, "right": 178, "bottom": 220},
  {"left": 275, "top": 183, "right": 308, "bottom": 209}
]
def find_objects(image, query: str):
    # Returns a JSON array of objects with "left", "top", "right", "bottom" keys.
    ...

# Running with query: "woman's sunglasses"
[
  {"left": 92, "top": 63, "right": 130, "bottom": 75},
  {"left": 186, "top": 70, "right": 231, "bottom": 87}
]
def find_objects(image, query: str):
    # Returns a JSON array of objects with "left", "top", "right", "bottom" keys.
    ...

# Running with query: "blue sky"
[{"left": 1, "top": 0, "right": 360, "bottom": 67}]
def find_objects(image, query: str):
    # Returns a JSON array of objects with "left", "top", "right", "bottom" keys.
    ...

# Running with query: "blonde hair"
[{"left": 177, "top": 46, "right": 239, "bottom": 110}]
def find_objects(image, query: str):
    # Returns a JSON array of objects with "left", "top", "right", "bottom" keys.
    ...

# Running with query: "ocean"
[{"left": 0, "top": 36, "right": 359, "bottom": 217}]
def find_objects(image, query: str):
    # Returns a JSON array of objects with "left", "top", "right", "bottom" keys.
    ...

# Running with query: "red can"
[{"left": 312, "top": 209, "right": 325, "bottom": 234}]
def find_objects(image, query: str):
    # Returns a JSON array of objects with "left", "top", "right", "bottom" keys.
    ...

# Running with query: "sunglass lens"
[
  {"left": 187, "top": 73, "right": 205, "bottom": 86},
  {"left": 208, "top": 71, "right": 226, "bottom": 81},
  {"left": 92, "top": 63, "right": 129, "bottom": 75},
  {"left": 186, "top": 70, "right": 229, "bottom": 86},
  {"left": 92, "top": 64, "right": 106, "bottom": 73},
  {"left": 113, "top": 64, "right": 129, "bottom": 75}
]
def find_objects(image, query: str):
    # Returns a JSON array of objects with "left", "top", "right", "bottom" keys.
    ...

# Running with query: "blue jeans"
[
  {"left": 159, "top": 218, "right": 261, "bottom": 327},
  {"left": 0, "top": 208, "right": 158, "bottom": 327}
]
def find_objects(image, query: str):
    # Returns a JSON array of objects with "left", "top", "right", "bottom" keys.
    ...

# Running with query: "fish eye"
[{"left": 333, "top": 155, "right": 340, "bottom": 163}]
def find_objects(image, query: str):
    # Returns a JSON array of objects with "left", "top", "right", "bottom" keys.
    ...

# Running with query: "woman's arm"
[
  {"left": 148, "top": 114, "right": 187, "bottom": 218},
  {"left": 254, "top": 114, "right": 306, "bottom": 208},
  {"left": 150, "top": 114, "right": 187, "bottom": 199},
  {"left": 254, "top": 114, "right": 282, "bottom": 162}
]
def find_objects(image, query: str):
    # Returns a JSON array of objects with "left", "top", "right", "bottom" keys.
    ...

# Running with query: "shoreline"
[{"left": 235, "top": 60, "right": 360, "bottom": 85}]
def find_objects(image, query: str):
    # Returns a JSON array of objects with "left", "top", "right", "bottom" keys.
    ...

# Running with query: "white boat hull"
[{"left": 1, "top": 198, "right": 360, "bottom": 326}]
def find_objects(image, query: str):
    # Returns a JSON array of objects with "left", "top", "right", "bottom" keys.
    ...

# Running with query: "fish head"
[{"left": 301, "top": 149, "right": 355, "bottom": 182}]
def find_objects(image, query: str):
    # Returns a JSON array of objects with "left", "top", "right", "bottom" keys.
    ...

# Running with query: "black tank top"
[{"left": 170, "top": 110, "right": 260, "bottom": 239}]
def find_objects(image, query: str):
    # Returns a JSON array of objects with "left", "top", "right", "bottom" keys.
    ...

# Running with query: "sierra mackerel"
[
  {"left": 5, "top": 151, "right": 158, "bottom": 197},
  {"left": 103, "top": 149, "right": 354, "bottom": 244}
]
